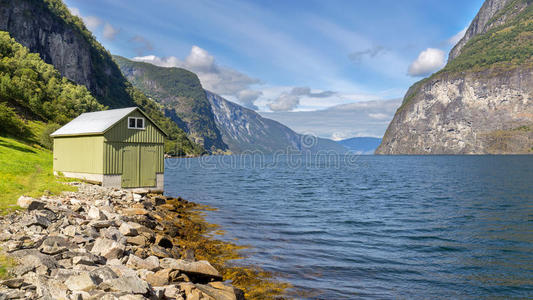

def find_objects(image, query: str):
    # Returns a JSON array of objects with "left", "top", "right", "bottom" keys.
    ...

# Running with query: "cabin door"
[
  {"left": 122, "top": 144, "right": 157, "bottom": 188},
  {"left": 140, "top": 145, "right": 157, "bottom": 187},
  {"left": 122, "top": 145, "right": 139, "bottom": 188}
]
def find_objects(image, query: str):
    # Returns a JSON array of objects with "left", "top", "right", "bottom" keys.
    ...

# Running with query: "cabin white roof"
[{"left": 51, "top": 107, "right": 139, "bottom": 137}]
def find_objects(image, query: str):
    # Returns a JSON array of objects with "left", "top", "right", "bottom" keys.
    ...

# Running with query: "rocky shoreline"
[{"left": 0, "top": 183, "right": 245, "bottom": 299}]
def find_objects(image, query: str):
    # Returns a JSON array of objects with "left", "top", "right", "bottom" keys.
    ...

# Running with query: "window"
[{"left": 128, "top": 117, "right": 145, "bottom": 129}]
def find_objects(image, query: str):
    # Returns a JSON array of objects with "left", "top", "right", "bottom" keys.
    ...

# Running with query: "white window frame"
[{"left": 128, "top": 117, "right": 145, "bottom": 130}]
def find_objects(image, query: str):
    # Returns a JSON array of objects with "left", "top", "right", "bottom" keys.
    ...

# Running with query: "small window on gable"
[
  {"left": 136, "top": 118, "right": 144, "bottom": 129},
  {"left": 128, "top": 117, "right": 145, "bottom": 129},
  {"left": 128, "top": 117, "right": 136, "bottom": 128}
]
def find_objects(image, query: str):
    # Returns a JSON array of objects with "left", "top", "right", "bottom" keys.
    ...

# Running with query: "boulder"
[
  {"left": 1, "top": 278, "right": 24, "bottom": 288},
  {"left": 90, "top": 238, "right": 125, "bottom": 260},
  {"left": 145, "top": 268, "right": 172, "bottom": 286},
  {"left": 89, "top": 266, "right": 119, "bottom": 284},
  {"left": 99, "top": 276, "right": 149, "bottom": 294},
  {"left": 119, "top": 222, "right": 139, "bottom": 236},
  {"left": 88, "top": 206, "right": 107, "bottom": 220},
  {"left": 127, "top": 235, "right": 148, "bottom": 247},
  {"left": 16, "top": 196, "right": 36, "bottom": 209},
  {"left": 150, "top": 245, "right": 171, "bottom": 258},
  {"left": 126, "top": 254, "right": 159, "bottom": 271},
  {"left": 64, "top": 273, "right": 98, "bottom": 291},
  {"left": 12, "top": 249, "right": 58, "bottom": 276},
  {"left": 39, "top": 236, "right": 74, "bottom": 255},
  {"left": 72, "top": 256, "right": 96, "bottom": 266},
  {"left": 27, "top": 200, "right": 47, "bottom": 211},
  {"left": 62, "top": 225, "right": 77, "bottom": 237},
  {"left": 159, "top": 258, "right": 222, "bottom": 281},
  {"left": 23, "top": 215, "right": 50, "bottom": 228},
  {"left": 196, "top": 283, "right": 238, "bottom": 300}
]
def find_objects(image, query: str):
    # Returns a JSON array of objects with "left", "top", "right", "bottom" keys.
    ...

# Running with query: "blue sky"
[{"left": 64, "top": 0, "right": 484, "bottom": 138}]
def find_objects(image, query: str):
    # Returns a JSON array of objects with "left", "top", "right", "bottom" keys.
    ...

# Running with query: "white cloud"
[
  {"left": 236, "top": 90, "right": 262, "bottom": 110},
  {"left": 261, "top": 98, "right": 402, "bottom": 139},
  {"left": 368, "top": 113, "right": 389, "bottom": 120},
  {"left": 448, "top": 27, "right": 467, "bottom": 45},
  {"left": 133, "top": 46, "right": 261, "bottom": 108},
  {"left": 267, "top": 87, "right": 337, "bottom": 112},
  {"left": 67, "top": 6, "right": 103, "bottom": 32},
  {"left": 407, "top": 48, "right": 446, "bottom": 77},
  {"left": 82, "top": 16, "right": 103, "bottom": 31},
  {"left": 103, "top": 23, "right": 119, "bottom": 40},
  {"left": 68, "top": 7, "right": 81, "bottom": 17}
]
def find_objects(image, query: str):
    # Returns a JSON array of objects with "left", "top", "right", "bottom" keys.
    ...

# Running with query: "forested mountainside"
[
  {"left": 377, "top": 0, "right": 533, "bottom": 154},
  {"left": 0, "top": 31, "right": 103, "bottom": 143},
  {"left": 206, "top": 91, "right": 348, "bottom": 154},
  {"left": 0, "top": 0, "right": 202, "bottom": 156},
  {"left": 114, "top": 56, "right": 228, "bottom": 153}
]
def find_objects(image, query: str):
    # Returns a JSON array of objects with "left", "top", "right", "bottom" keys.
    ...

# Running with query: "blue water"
[{"left": 164, "top": 155, "right": 533, "bottom": 299}]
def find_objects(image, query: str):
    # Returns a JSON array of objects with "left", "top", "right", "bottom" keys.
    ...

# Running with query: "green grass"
[{"left": 0, "top": 135, "right": 76, "bottom": 213}]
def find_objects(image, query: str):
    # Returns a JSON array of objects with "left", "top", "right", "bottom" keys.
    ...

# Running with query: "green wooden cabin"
[{"left": 51, "top": 107, "right": 167, "bottom": 191}]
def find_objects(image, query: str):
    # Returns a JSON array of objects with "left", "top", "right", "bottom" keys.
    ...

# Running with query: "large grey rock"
[
  {"left": 126, "top": 254, "right": 159, "bottom": 271},
  {"left": 159, "top": 258, "right": 222, "bottom": 280},
  {"left": 12, "top": 249, "right": 58, "bottom": 276},
  {"left": 89, "top": 266, "right": 119, "bottom": 284},
  {"left": 196, "top": 282, "right": 238, "bottom": 300},
  {"left": 64, "top": 273, "right": 98, "bottom": 291},
  {"left": 119, "top": 222, "right": 140, "bottom": 236},
  {"left": 17, "top": 196, "right": 36, "bottom": 209},
  {"left": 39, "top": 236, "right": 74, "bottom": 255},
  {"left": 23, "top": 215, "right": 50, "bottom": 228},
  {"left": 90, "top": 238, "right": 125, "bottom": 259},
  {"left": 99, "top": 276, "right": 149, "bottom": 294},
  {"left": 88, "top": 206, "right": 107, "bottom": 220}
]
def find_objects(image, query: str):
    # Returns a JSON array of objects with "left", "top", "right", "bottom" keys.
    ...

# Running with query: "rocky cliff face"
[
  {"left": 0, "top": 0, "right": 133, "bottom": 108},
  {"left": 377, "top": 0, "right": 533, "bottom": 154},
  {"left": 206, "top": 91, "right": 347, "bottom": 154}
]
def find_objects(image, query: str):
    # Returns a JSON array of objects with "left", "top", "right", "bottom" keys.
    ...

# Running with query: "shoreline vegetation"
[{"left": 0, "top": 135, "right": 291, "bottom": 299}]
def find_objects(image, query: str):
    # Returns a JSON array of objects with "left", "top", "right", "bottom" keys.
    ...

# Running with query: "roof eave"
[{"left": 51, "top": 132, "right": 104, "bottom": 138}]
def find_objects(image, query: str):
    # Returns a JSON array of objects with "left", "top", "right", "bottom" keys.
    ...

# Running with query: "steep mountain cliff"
[
  {"left": 114, "top": 56, "right": 227, "bottom": 152},
  {"left": 0, "top": 0, "right": 202, "bottom": 155},
  {"left": 206, "top": 91, "right": 348, "bottom": 154},
  {"left": 377, "top": 0, "right": 533, "bottom": 154},
  {"left": 0, "top": 0, "right": 132, "bottom": 108}
]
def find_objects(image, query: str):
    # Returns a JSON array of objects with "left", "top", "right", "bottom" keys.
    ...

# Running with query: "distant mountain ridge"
[
  {"left": 338, "top": 137, "right": 382, "bottom": 154},
  {"left": 207, "top": 91, "right": 348, "bottom": 154},
  {"left": 114, "top": 56, "right": 227, "bottom": 152}
]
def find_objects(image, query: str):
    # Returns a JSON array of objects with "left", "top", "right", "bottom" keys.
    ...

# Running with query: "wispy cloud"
[
  {"left": 68, "top": 7, "right": 102, "bottom": 31},
  {"left": 349, "top": 45, "right": 386, "bottom": 63},
  {"left": 262, "top": 98, "right": 402, "bottom": 139},
  {"left": 103, "top": 23, "right": 119, "bottom": 40},
  {"left": 130, "top": 36, "right": 154, "bottom": 56},
  {"left": 448, "top": 27, "right": 468, "bottom": 45}
]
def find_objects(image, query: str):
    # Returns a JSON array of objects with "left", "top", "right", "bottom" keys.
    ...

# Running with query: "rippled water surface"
[{"left": 165, "top": 155, "right": 533, "bottom": 299}]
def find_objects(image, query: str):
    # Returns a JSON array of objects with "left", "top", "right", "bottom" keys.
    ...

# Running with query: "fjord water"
[{"left": 165, "top": 155, "right": 533, "bottom": 299}]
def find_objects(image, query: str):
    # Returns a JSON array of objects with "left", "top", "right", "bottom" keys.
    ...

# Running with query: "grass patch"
[
  {"left": 0, "top": 252, "right": 16, "bottom": 279},
  {"left": 0, "top": 135, "right": 76, "bottom": 213}
]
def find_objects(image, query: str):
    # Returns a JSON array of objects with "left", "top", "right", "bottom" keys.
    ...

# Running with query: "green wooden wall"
[
  {"left": 53, "top": 136, "right": 104, "bottom": 174},
  {"left": 103, "top": 142, "right": 164, "bottom": 175}
]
